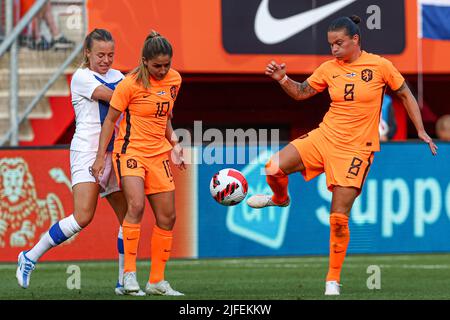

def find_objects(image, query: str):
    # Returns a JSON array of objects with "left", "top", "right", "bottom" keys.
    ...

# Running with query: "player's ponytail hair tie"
[
  {"left": 146, "top": 30, "right": 161, "bottom": 41},
  {"left": 349, "top": 15, "right": 361, "bottom": 25}
]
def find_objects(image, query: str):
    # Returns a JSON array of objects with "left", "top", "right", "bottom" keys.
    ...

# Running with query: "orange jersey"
[
  {"left": 306, "top": 51, "right": 405, "bottom": 152},
  {"left": 110, "top": 69, "right": 181, "bottom": 156}
]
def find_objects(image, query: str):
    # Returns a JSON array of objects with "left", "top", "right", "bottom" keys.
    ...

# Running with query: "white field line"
[
  {"left": 2, "top": 263, "right": 448, "bottom": 271},
  {"left": 1, "top": 256, "right": 449, "bottom": 270}
]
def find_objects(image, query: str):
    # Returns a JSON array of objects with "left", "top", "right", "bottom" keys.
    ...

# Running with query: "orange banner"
[
  {"left": 87, "top": 0, "right": 450, "bottom": 74},
  {"left": 0, "top": 148, "right": 196, "bottom": 262}
]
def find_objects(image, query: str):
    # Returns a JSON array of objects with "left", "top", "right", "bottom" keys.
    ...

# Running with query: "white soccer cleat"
[
  {"left": 325, "top": 281, "right": 341, "bottom": 296},
  {"left": 145, "top": 280, "right": 184, "bottom": 296},
  {"left": 123, "top": 272, "right": 141, "bottom": 294},
  {"left": 16, "top": 251, "right": 36, "bottom": 289},
  {"left": 115, "top": 281, "right": 145, "bottom": 296},
  {"left": 246, "top": 194, "right": 290, "bottom": 209}
]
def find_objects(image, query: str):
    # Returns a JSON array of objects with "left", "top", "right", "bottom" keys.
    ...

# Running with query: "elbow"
[
  {"left": 105, "top": 111, "right": 120, "bottom": 125},
  {"left": 395, "top": 90, "right": 413, "bottom": 104},
  {"left": 396, "top": 92, "right": 408, "bottom": 101},
  {"left": 104, "top": 117, "right": 115, "bottom": 127},
  {"left": 398, "top": 94, "right": 411, "bottom": 107}
]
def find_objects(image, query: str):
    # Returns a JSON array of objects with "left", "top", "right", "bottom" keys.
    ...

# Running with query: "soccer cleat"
[
  {"left": 123, "top": 272, "right": 141, "bottom": 293},
  {"left": 246, "top": 194, "right": 290, "bottom": 209},
  {"left": 115, "top": 281, "right": 145, "bottom": 296},
  {"left": 145, "top": 280, "right": 184, "bottom": 296},
  {"left": 28, "top": 36, "right": 52, "bottom": 50},
  {"left": 16, "top": 251, "right": 36, "bottom": 289},
  {"left": 325, "top": 281, "right": 341, "bottom": 295},
  {"left": 52, "top": 36, "right": 75, "bottom": 50}
]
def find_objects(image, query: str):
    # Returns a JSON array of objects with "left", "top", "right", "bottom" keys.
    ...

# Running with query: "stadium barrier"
[{"left": 0, "top": 142, "right": 449, "bottom": 262}]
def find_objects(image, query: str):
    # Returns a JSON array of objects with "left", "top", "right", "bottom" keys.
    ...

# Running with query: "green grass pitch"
[{"left": 1, "top": 254, "right": 450, "bottom": 300}]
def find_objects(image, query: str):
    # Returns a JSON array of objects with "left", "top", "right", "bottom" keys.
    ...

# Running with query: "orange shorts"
[
  {"left": 113, "top": 152, "right": 175, "bottom": 195},
  {"left": 290, "top": 128, "right": 374, "bottom": 193}
]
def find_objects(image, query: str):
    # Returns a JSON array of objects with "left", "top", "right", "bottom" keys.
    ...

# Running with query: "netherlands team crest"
[
  {"left": 361, "top": 69, "right": 373, "bottom": 82},
  {"left": 127, "top": 159, "right": 137, "bottom": 169}
]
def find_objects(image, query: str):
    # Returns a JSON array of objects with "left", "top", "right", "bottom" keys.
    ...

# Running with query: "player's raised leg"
[
  {"left": 247, "top": 144, "right": 305, "bottom": 208},
  {"left": 17, "top": 182, "right": 98, "bottom": 288},
  {"left": 324, "top": 186, "right": 358, "bottom": 296},
  {"left": 145, "top": 191, "right": 183, "bottom": 296}
]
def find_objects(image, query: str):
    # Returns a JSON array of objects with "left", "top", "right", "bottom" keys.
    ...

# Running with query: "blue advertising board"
[{"left": 196, "top": 143, "right": 450, "bottom": 257}]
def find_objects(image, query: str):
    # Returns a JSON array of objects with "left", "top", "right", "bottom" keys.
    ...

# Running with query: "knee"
[
  {"left": 127, "top": 200, "right": 145, "bottom": 218},
  {"left": 74, "top": 206, "right": 95, "bottom": 228},
  {"left": 157, "top": 210, "right": 176, "bottom": 230},
  {"left": 265, "top": 159, "right": 287, "bottom": 177},
  {"left": 165, "top": 211, "right": 176, "bottom": 226},
  {"left": 265, "top": 159, "right": 281, "bottom": 176},
  {"left": 75, "top": 214, "right": 93, "bottom": 228}
]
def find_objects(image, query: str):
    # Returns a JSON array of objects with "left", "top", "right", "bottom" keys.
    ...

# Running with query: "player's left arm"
[
  {"left": 166, "top": 116, "right": 186, "bottom": 170},
  {"left": 165, "top": 113, "right": 178, "bottom": 146},
  {"left": 394, "top": 82, "right": 438, "bottom": 155}
]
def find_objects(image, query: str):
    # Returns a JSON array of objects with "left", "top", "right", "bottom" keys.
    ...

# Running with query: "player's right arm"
[
  {"left": 265, "top": 60, "right": 318, "bottom": 100},
  {"left": 71, "top": 69, "right": 113, "bottom": 102},
  {"left": 91, "top": 85, "right": 114, "bottom": 102},
  {"left": 91, "top": 78, "right": 131, "bottom": 180}
]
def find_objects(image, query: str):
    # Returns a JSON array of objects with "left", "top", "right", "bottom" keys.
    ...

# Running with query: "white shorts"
[{"left": 70, "top": 150, "right": 120, "bottom": 198}]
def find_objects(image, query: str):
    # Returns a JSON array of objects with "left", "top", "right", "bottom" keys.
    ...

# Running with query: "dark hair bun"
[{"left": 349, "top": 15, "right": 361, "bottom": 24}]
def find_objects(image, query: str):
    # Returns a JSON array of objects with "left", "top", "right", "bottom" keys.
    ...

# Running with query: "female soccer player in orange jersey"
[
  {"left": 92, "top": 31, "right": 185, "bottom": 296},
  {"left": 247, "top": 16, "right": 437, "bottom": 296}
]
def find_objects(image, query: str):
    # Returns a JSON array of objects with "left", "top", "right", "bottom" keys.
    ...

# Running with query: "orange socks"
[
  {"left": 149, "top": 225, "right": 173, "bottom": 284},
  {"left": 122, "top": 221, "right": 174, "bottom": 283},
  {"left": 326, "top": 213, "right": 350, "bottom": 283},
  {"left": 122, "top": 220, "right": 141, "bottom": 273},
  {"left": 265, "top": 161, "right": 289, "bottom": 204}
]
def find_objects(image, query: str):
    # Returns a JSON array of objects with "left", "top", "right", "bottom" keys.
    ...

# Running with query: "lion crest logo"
[
  {"left": 0, "top": 158, "right": 72, "bottom": 248},
  {"left": 361, "top": 69, "right": 373, "bottom": 82}
]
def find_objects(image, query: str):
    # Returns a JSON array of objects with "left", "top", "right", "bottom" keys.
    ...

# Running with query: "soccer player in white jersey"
[{"left": 16, "top": 29, "right": 143, "bottom": 296}]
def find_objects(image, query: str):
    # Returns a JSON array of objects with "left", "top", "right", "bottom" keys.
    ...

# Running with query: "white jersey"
[{"left": 70, "top": 67, "right": 124, "bottom": 152}]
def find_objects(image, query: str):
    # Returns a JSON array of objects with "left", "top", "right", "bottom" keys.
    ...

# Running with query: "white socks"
[
  {"left": 25, "top": 214, "right": 82, "bottom": 262},
  {"left": 117, "top": 226, "right": 124, "bottom": 285}
]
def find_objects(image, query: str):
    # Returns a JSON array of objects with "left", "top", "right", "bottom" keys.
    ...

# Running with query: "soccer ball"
[{"left": 210, "top": 168, "right": 248, "bottom": 206}]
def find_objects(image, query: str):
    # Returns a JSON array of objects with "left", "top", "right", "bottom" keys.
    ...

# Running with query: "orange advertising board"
[
  {"left": 87, "top": 0, "right": 450, "bottom": 74},
  {"left": 0, "top": 148, "right": 196, "bottom": 262}
]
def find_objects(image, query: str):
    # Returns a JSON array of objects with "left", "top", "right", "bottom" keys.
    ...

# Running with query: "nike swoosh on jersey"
[{"left": 254, "top": 0, "right": 357, "bottom": 45}]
